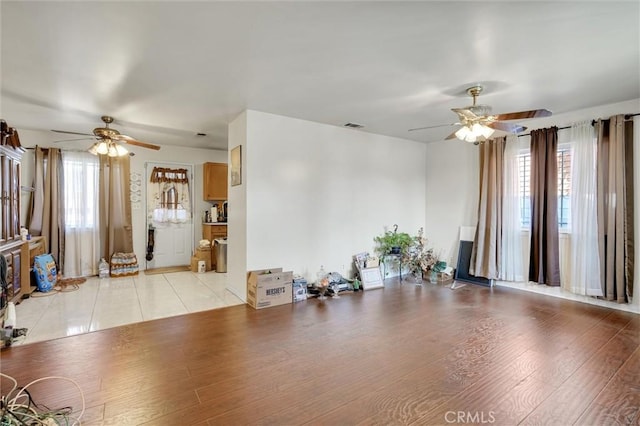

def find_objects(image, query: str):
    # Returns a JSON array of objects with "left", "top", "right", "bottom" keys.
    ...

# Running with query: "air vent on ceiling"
[{"left": 343, "top": 122, "right": 364, "bottom": 129}]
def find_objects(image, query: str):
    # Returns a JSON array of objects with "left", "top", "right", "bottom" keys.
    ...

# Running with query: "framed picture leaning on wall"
[{"left": 231, "top": 145, "right": 242, "bottom": 186}]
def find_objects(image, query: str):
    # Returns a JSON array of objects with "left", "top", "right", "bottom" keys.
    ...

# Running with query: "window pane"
[
  {"left": 557, "top": 148, "right": 572, "bottom": 229},
  {"left": 518, "top": 148, "right": 572, "bottom": 229},
  {"left": 518, "top": 153, "right": 531, "bottom": 228},
  {"left": 63, "top": 156, "right": 99, "bottom": 229}
]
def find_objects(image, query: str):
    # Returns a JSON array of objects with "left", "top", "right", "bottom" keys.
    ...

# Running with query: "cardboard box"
[
  {"left": 194, "top": 247, "right": 212, "bottom": 271},
  {"left": 437, "top": 272, "right": 453, "bottom": 284},
  {"left": 247, "top": 268, "right": 293, "bottom": 309},
  {"left": 190, "top": 256, "right": 200, "bottom": 272}
]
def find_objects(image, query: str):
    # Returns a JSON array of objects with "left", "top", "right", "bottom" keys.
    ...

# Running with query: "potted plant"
[
  {"left": 374, "top": 224, "right": 413, "bottom": 256},
  {"left": 374, "top": 225, "right": 414, "bottom": 276},
  {"left": 402, "top": 227, "right": 444, "bottom": 282}
]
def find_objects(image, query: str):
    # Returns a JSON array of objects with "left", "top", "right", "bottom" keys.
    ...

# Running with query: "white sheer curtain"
[
  {"left": 500, "top": 135, "right": 525, "bottom": 281},
  {"left": 569, "top": 121, "right": 602, "bottom": 296},
  {"left": 62, "top": 151, "right": 100, "bottom": 277}
]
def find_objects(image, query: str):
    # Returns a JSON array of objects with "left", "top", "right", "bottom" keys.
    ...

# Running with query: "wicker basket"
[{"left": 109, "top": 252, "right": 139, "bottom": 277}]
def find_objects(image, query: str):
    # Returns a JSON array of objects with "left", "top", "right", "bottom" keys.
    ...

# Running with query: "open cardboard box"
[{"left": 246, "top": 268, "right": 293, "bottom": 309}]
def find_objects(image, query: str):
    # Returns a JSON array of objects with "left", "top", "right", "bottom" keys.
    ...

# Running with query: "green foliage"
[
  {"left": 374, "top": 226, "right": 444, "bottom": 277},
  {"left": 373, "top": 227, "right": 413, "bottom": 256}
]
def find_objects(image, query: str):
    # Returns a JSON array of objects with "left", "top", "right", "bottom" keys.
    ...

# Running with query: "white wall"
[
  {"left": 424, "top": 139, "right": 479, "bottom": 268},
  {"left": 227, "top": 110, "right": 427, "bottom": 300},
  {"left": 17, "top": 129, "right": 227, "bottom": 269},
  {"left": 227, "top": 112, "right": 248, "bottom": 301}
]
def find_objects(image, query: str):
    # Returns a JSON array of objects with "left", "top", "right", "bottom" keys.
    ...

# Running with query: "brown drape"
[
  {"left": 99, "top": 155, "right": 133, "bottom": 258},
  {"left": 28, "top": 147, "right": 65, "bottom": 270},
  {"left": 596, "top": 115, "right": 634, "bottom": 302},
  {"left": 529, "top": 127, "right": 561, "bottom": 286},
  {"left": 470, "top": 137, "right": 505, "bottom": 279}
]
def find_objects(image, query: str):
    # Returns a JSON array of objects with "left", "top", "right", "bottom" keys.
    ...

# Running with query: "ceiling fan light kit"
[
  {"left": 455, "top": 122, "right": 495, "bottom": 143},
  {"left": 88, "top": 140, "right": 129, "bottom": 157},
  {"left": 114, "top": 144, "right": 129, "bottom": 156}
]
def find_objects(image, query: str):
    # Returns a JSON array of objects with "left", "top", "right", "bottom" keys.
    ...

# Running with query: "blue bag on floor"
[{"left": 33, "top": 254, "right": 57, "bottom": 293}]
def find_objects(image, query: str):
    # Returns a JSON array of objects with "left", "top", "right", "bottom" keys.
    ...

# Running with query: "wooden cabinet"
[
  {"left": 202, "top": 224, "right": 227, "bottom": 270},
  {"left": 0, "top": 240, "right": 28, "bottom": 305},
  {"left": 29, "top": 236, "right": 47, "bottom": 261},
  {"left": 1, "top": 141, "right": 27, "bottom": 310},
  {"left": 203, "top": 224, "right": 227, "bottom": 243},
  {"left": 1, "top": 148, "right": 22, "bottom": 243},
  {"left": 203, "top": 162, "right": 228, "bottom": 201}
]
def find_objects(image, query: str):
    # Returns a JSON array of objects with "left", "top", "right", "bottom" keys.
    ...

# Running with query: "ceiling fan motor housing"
[
  {"left": 93, "top": 115, "right": 120, "bottom": 139},
  {"left": 467, "top": 105, "right": 492, "bottom": 118},
  {"left": 93, "top": 127, "right": 120, "bottom": 138}
]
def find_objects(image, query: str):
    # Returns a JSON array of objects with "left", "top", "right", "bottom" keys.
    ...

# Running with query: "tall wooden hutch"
[{"left": 1, "top": 120, "right": 29, "bottom": 313}]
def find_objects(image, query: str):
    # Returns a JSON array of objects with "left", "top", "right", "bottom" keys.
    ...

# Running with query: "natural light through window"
[
  {"left": 518, "top": 146, "right": 572, "bottom": 230},
  {"left": 63, "top": 156, "right": 99, "bottom": 229}
]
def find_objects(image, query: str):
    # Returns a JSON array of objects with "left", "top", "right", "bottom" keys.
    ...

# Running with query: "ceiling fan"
[
  {"left": 52, "top": 115, "right": 161, "bottom": 156},
  {"left": 409, "top": 85, "right": 552, "bottom": 143}
]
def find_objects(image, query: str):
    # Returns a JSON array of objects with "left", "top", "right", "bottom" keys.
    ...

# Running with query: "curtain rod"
[
  {"left": 517, "top": 112, "right": 639, "bottom": 138},
  {"left": 24, "top": 147, "right": 91, "bottom": 153}
]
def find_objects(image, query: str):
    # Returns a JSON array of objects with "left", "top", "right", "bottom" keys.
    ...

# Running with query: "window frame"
[
  {"left": 517, "top": 144, "right": 572, "bottom": 232},
  {"left": 62, "top": 156, "right": 100, "bottom": 230}
]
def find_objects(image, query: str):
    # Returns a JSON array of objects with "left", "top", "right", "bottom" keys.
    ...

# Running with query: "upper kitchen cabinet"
[{"left": 203, "top": 162, "right": 228, "bottom": 201}]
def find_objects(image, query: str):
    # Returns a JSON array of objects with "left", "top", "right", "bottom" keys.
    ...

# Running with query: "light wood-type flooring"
[{"left": 1, "top": 278, "right": 638, "bottom": 425}]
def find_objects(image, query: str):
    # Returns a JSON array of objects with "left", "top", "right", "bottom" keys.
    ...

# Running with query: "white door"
[{"left": 145, "top": 162, "right": 194, "bottom": 269}]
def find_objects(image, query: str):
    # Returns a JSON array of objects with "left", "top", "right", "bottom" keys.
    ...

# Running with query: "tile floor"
[{"left": 12, "top": 271, "right": 244, "bottom": 346}]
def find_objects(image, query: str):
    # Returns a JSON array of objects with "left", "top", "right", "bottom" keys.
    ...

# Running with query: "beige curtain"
[
  {"left": 470, "top": 137, "right": 505, "bottom": 279},
  {"left": 529, "top": 127, "right": 561, "bottom": 286},
  {"left": 596, "top": 115, "right": 634, "bottom": 302},
  {"left": 99, "top": 155, "right": 133, "bottom": 259},
  {"left": 28, "top": 147, "right": 65, "bottom": 269}
]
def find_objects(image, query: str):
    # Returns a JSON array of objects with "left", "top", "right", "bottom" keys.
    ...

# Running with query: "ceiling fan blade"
[
  {"left": 487, "top": 122, "right": 527, "bottom": 134},
  {"left": 493, "top": 109, "right": 552, "bottom": 121},
  {"left": 451, "top": 108, "right": 479, "bottom": 122},
  {"left": 51, "top": 129, "right": 94, "bottom": 136},
  {"left": 408, "top": 123, "right": 459, "bottom": 132},
  {"left": 444, "top": 131, "right": 459, "bottom": 140},
  {"left": 113, "top": 134, "right": 161, "bottom": 150},
  {"left": 54, "top": 137, "right": 96, "bottom": 143}
]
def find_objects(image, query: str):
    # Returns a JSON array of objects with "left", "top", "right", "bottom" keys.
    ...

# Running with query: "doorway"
[{"left": 145, "top": 162, "right": 194, "bottom": 269}]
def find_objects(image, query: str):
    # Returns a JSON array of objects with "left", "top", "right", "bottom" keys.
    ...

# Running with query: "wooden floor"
[{"left": 1, "top": 279, "right": 638, "bottom": 425}]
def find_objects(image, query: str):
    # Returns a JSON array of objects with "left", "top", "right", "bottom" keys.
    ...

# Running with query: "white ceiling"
[{"left": 2, "top": 1, "right": 639, "bottom": 152}]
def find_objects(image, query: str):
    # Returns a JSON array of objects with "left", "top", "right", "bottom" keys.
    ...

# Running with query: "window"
[
  {"left": 63, "top": 154, "right": 100, "bottom": 229},
  {"left": 557, "top": 148, "right": 572, "bottom": 228},
  {"left": 518, "top": 153, "right": 531, "bottom": 228},
  {"left": 518, "top": 146, "right": 572, "bottom": 230}
]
